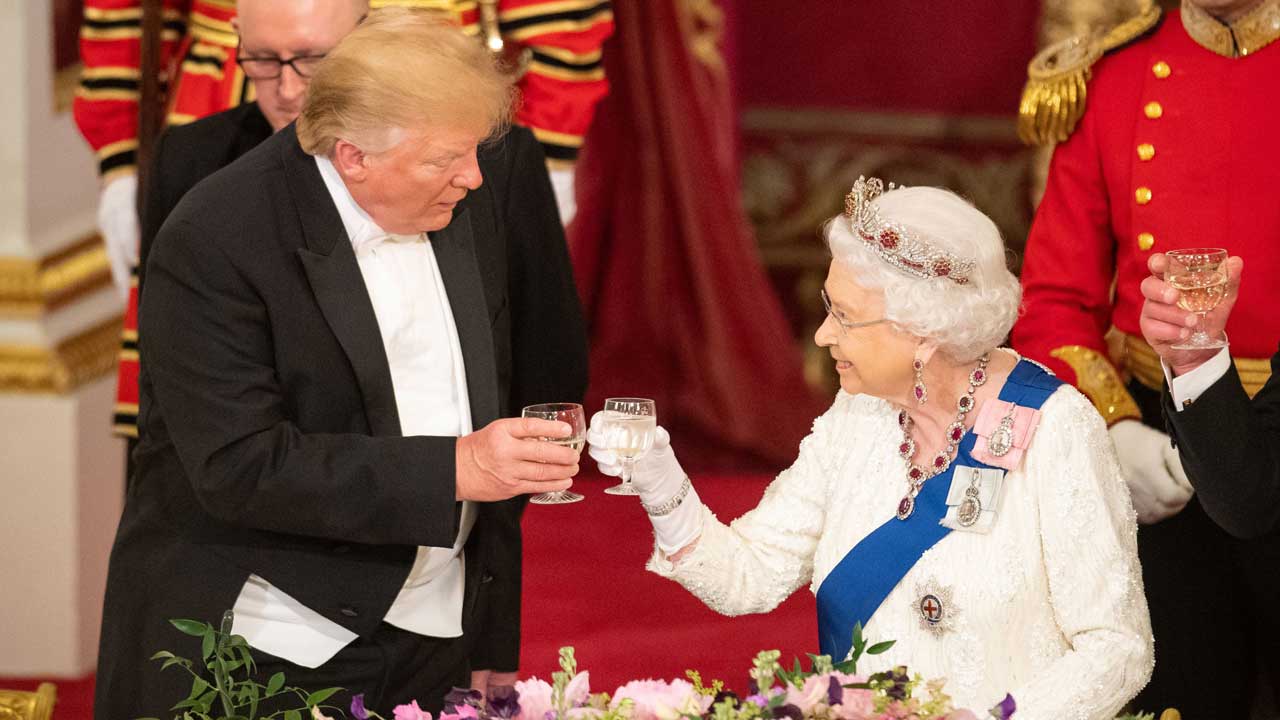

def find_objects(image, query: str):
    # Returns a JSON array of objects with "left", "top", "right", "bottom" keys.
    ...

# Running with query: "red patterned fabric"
[{"left": 568, "top": 0, "right": 823, "bottom": 465}]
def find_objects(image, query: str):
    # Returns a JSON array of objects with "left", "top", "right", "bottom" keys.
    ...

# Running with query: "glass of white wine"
[
  {"left": 599, "top": 397, "right": 657, "bottom": 496},
  {"left": 521, "top": 402, "right": 586, "bottom": 505},
  {"left": 1165, "top": 248, "right": 1229, "bottom": 351}
]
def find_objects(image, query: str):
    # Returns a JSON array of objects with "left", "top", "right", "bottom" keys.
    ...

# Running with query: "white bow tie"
[{"left": 352, "top": 230, "right": 425, "bottom": 256}]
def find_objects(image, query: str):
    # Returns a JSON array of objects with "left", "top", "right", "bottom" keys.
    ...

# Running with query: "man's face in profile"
[
  {"left": 347, "top": 124, "right": 488, "bottom": 235},
  {"left": 235, "top": 0, "right": 366, "bottom": 132}
]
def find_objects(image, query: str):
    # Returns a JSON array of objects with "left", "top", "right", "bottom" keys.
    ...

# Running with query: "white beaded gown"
[{"left": 649, "top": 377, "right": 1154, "bottom": 719}]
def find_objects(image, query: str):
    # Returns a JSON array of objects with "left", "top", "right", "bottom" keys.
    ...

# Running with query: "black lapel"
[
  {"left": 431, "top": 208, "right": 501, "bottom": 429},
  {"left": 280, "top": 126, "right": 403, "bottom": 437}
]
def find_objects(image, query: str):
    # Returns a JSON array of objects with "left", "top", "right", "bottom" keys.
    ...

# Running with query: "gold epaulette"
[
  {"left": 1050, "top": 345, "right": 1143, "bottom": 426},
  {"left": 1018, "top": 2, "right": 1164, "bottom": 146}
]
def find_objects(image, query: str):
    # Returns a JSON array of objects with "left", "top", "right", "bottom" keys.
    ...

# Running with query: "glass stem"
[{"left": 621, "top": 458, "right": 635, "bottom": 486}]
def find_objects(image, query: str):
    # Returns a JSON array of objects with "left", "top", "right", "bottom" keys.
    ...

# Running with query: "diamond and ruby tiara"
[{"left": 843, "top": 176, "right": 975, "bottom": 285}]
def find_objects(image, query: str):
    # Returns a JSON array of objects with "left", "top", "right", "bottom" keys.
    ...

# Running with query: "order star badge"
[{"left": 914, "top": 580, "right": 958, "bottom": 637}]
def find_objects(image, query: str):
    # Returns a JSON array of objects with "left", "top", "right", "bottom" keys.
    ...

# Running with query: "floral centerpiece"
[{"left": 321, "top": 623, "right": 1009, "bottom": 720}]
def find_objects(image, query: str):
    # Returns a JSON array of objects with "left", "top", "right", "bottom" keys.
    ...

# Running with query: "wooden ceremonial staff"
[{"left": 136, "top": 0, "right": 166, "bottom": 215}]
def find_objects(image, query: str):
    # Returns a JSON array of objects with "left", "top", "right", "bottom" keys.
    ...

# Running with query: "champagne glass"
[
  {"left": 1165, "top": 248, "right": 1229, "bottom": 350},
  {"left": 599, "top": 397, "right": 657, "bottom": 496},
  {"left": 522, "top": 403, "right": 586, "bottom": 505}
]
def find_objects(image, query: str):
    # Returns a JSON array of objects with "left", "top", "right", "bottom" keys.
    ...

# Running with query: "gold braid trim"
[
  {"left": 1018, "top": 2, "right": 1163, "bottom": 146},
  {"left": 1051, "top": 345, "right": 1143, "bottom": 425}
]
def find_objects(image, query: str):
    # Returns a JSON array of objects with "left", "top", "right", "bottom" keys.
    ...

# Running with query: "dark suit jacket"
[
  {"left": 138, "top": 102, "right": 273, "bottom": 286},
  {"left": 1165, "top": 345, "right": 1280, "bottom": 539},
  {"left": 95, "top": 121, "right": 586, "bottom": 718}
]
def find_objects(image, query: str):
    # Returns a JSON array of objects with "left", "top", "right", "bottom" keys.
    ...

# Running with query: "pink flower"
[
  {"left": 311, "top": 708, "right": 337, "bottom": 720},
  {"left": 609, "top": 679, "right": 711, "bottom": 720},
  {"left": 514, "top": 677, "right": 554, "bottom": 720},
  {"left": 439, "top": 704, "right": 479, "bottom": 720},
  {"left": 564, "top": 671, "right": 592, "bottom": 707},
  {"left": 513, "top": 673, "right": 591, "bottom": 720},
  {"left": 393, "top": 701, "right": 433, "bottom": 720},
  {"left": 944, "top": 711, "right": 979, "bottom": 720}
]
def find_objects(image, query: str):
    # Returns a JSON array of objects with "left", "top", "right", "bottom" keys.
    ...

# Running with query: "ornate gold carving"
[
  {"left": 1121, "top": 331, "right": 1271, "bottom": 398},
  {"left": 1019, "top": 2, "right": 1163, "bottom": 146},
  {"left": 0, "top": 682, "right": 56, "bottom": 720},
  {"left": 0, "top": 319, "right": 122, "bottom": 393},
  {"left": 1050, "top": 344, "right": 1143, "bottom": 425},
  {"left": 1182, "top": 0, "right": 1280, "bottom": 57},
  {"left": 0, "top": 236, "right": 114, "bottom": 317}
]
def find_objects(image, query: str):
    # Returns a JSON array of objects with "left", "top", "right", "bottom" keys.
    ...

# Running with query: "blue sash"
[{"left": 815, "top": 360, "right": 1062, "bottom": 660}]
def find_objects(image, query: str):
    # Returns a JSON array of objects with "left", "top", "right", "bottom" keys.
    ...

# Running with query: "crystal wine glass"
[
  {"left": 1165, "top": 248, "right": 1229, "bottom": 350},
  {"left": 599, "top": 397, "right": 657, "bottom": 496},
  {"left": 522, "top": 402, "right": 586, "bottom": 505}
]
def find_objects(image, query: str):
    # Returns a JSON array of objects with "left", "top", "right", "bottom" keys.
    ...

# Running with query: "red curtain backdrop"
[{"left": 568, "top": 0, "right": 824, "bottom": 467}]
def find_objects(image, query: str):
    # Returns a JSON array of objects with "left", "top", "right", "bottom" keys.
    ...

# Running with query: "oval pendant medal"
[
  {"left": 957, "top": 485, "right": 982, "bottom": 527},
  {"left": 987, "top": 410, "right": 1016, "bottom": 457}
]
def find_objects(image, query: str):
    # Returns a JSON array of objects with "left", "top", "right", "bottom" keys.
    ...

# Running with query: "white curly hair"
[{"left": 824, "top": 185, "right": 1021, "bottom": 363}]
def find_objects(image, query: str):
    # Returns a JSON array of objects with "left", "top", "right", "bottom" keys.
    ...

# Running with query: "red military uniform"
[
  {"left": 1014, "top": 1, "right": 1280, "bottom": 420},
  {"left": 74, "top": 0, "right": 614, "bottom": 438},
  {"left": 1013, "top": 2, "right": 1280, "bottom": 716}
]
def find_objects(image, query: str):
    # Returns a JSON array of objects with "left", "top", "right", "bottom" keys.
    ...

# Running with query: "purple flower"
[
  {"left": 771, "top": 704, "right": 803, "bottom": 720},
  {"left": 825, "top": 676, "right": 842, "bottom": 707},
  {"left": 351, "top": 694, "right": 369, "bottom": 720},
  {"left": 444, "top": 687, "right": 484, "bottom": 713},
  {"left": 487, "top": 685, "right": 522, "bottom": 719},
  {"left": 989, "top": 693, "right": 1017, "bottom": 719}
]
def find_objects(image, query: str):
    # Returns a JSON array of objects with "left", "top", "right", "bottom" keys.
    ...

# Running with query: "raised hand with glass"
[
  {"left": 1164, "top": 248, "right": 1229, "bottom": 350},
  {"left": 521, "top": 403, "right": 586, "bottom": 505},
  {"left": 595, "top": 398, "right": 657, "bottom": 496}
]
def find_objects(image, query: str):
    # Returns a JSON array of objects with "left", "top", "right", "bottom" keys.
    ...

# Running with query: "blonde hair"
[
  {"left": 297, "top": 7, "right": 516, "bottom": 155},
  {"left": 825, "top": 186, "right": 1022, "bottom": 363}
]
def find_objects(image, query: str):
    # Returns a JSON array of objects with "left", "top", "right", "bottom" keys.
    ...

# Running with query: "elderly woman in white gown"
[{"left": 588, "top": 179, "right": 1153, "bottom": 719}]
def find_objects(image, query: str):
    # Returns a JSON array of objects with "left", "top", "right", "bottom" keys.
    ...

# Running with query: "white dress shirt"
[
  {"left": 1162, "top": 346, "right": 1232, "bottom": 411},
  {"left": 229, "top": 154, "right": 476, "bottom": 668}
]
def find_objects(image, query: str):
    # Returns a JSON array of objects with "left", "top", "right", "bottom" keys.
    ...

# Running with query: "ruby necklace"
[{"left": 896, "top": 353, "right": 990, "bottom": 521}]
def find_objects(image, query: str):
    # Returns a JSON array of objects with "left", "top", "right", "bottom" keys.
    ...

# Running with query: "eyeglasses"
[
  {"left": 235, "top": 52, "right": 328, "bottom": 80},
  {"left": 821, "top": 288, "right": 888, "bottom": 335}
]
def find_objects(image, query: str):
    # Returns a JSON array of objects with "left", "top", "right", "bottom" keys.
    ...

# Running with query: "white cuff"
[
  {"left": 649, "top": 485, "right": 704, "bottom": 554},
  {"left": 1163, "top": 346, "right": 1231, "bottom": 411}
]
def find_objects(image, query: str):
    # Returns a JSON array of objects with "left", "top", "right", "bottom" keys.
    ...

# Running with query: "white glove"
[
  {"left": 98, "top": 174, "right": 140, "bottom": 302},
  {"left": 1110, "top": 419, "right": 1194, "bottom": 524},
  {"left": 547, "top": 166, "right": 577, "bottom": 227},
  {"left": 587, "top": 413, "right": 703, "bottom": 553}
]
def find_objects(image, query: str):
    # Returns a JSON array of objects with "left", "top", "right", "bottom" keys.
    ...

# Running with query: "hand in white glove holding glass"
[
  {"left": 98, "top": 174, "right": 141, "bottom": 302},
  {"left": 587, "top": 413, "right": 704, "bottom": 555},
  {"left": 1109, "top": 418, "right": 1194, "bottom": 524}
]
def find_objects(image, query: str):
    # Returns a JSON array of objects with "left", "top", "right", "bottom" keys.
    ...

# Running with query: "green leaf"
[
  {"left": 186, "top": 677, "right": 211, "bottom": 702},
  {"left": 170, "top": 619, "right": 211, "bottom": 637},
  {"left": 161, "top": 657, "right": 190, "bottom": 672},
  {"left": 194, "top": 689, "right": 218, "bottom": 714},
  {"left": 201, "top": 631, "right": 216, "bottom": 661},
  {"left": 866, "top": 640, "right": 896, "bottom": 655},
  {"left": 851, "top": 622, "right": 864, "bottom": 649},
  {"left": 833, "top": 659, "right": 857, "bottom": 674},
  {"left": 266, "top": 672, "right": 286, "bottom": 696},
  {"left": 305, "top": 687, "right": 342, "bottom": 707},
  {"left": 150, "top": 651, "right": 176, "bottom": 661},
  {"left": 284, "top": 710, "right": 302, "bottom": 720}
]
